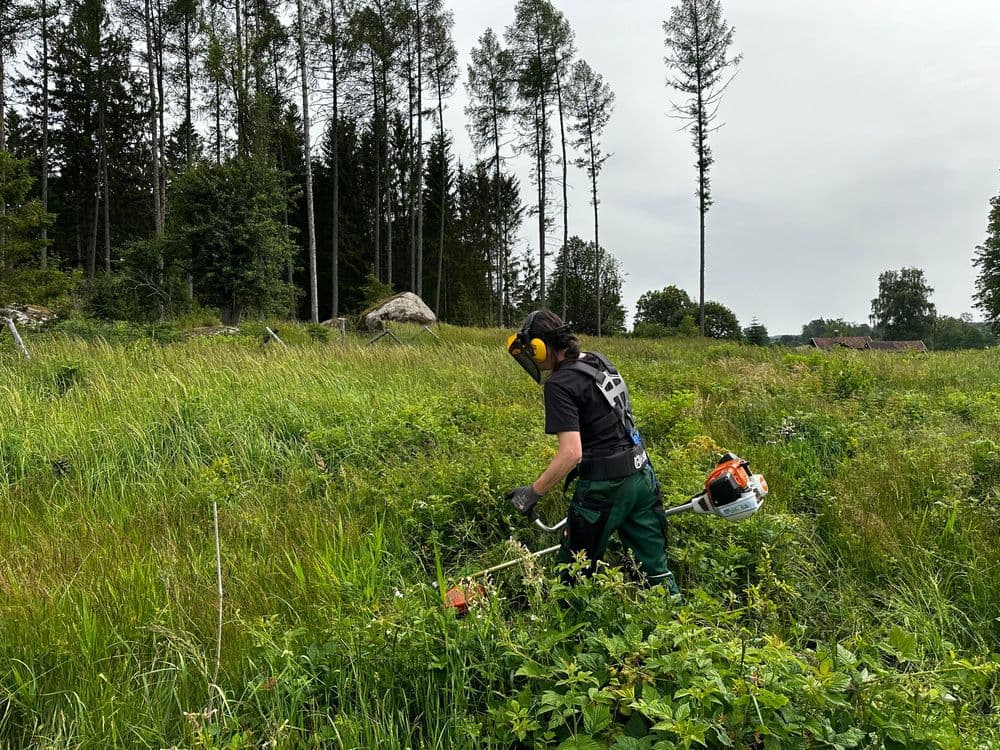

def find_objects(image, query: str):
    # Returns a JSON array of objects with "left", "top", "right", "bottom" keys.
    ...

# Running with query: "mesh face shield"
[{"left": 507, "top": 334, "right": 541, "bottom": 384}]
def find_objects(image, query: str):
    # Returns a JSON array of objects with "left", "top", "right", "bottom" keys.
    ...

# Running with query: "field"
[{"left": 1, "top": 324, "right": 998, "bottom": 749}]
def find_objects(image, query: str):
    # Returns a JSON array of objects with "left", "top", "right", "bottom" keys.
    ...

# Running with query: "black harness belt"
[{"left": 577, "top": 444, "right": 650, "bottom": 481}]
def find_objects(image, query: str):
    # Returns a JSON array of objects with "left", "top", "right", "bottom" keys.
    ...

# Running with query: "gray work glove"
[{"left": 505, "top": 485, "right": 541, "bottom": 516}]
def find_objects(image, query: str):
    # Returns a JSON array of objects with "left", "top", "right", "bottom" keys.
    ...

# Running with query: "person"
[{"left": 504, "top": 309, "right": 679, "bottom": 593}]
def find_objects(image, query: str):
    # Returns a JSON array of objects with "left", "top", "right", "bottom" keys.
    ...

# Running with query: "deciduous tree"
[{"left": 869, "top": 267, "right": 936, "bottom": 341}]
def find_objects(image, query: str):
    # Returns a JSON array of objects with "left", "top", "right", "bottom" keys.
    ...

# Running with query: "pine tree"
[
  {"left": 506, "top": 0, "right": 563, "bottom": 306},
  {"left": 973, "top": 193, "right": 1000, "bottom": 334},
  {"left": 663, "top": 0, "right": 741, "bottom": 336},
  {"left": 466, "top": 27, "right": 514, "bottom": 325},
  {"left": 294, "top": 0, "right": 317, "bottom": 321},
  {"left": 744, "top": 317, "right": 769, "bottom": 345},
  {"left": 565, "top": 58, "right": 613, "bottom": 335},
  {"left": 422, "top": 0, "right": 455, "bottom": 313}
]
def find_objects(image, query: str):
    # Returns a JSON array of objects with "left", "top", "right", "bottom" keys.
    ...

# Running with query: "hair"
[{"left": 528, "top": 309, "right": 580, "bottom": 363}]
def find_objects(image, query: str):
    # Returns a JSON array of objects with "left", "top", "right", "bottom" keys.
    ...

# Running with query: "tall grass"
[{"left": 1, "top": 327, "right": 997, "bottom": 747}]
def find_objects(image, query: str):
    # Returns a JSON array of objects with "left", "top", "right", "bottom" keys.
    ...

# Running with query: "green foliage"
[
  {"left": 548, "top": 236, "right": 627, "bottom": 335},
  {"left": 0, "top": 267, "right": 81, "bottom": 312},
  {"left": 931, "top": 315, "right": 993, "bottom": 350},
  {"left": 494, "top": 574, "right": 993, "bottom": 750},
  {"left": 1, "top": 330, "right": 998, "bottom": 748},
  {"left": 635, "top": 286, "right": 693, "bottom": 331},
  {"left": 49, "top": 318, "right": 183, "bottom": 344},
  {"left": 801, "top": 318, "right": 874, "bottom": 340},
  {"left": 973, "top": 194, "right": 1000, "bottom": 334},
  {"left": 359, "top": 272, "right": 395, "bottom": 311},
  {"left": 744, "top": 317, "right": 769, "bottom": 345},
  {"left": 702, "top": 301, "right": 742, "bottom": 340},
  {"left": 0, "top": 152, "right": 55, "bottom": 273},
  {"left": 633, "top": 288, "right": 740, "bottom": 340},
  {"left": 167, "top": 158, "right": 297, "bottom": 325},
  {"left": 870, "top": 267, "right": 936, "bottom": 341}
]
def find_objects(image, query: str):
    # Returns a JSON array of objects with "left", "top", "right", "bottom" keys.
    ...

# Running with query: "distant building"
[
  {"left": 866, "top": 340, "right": 928, "bottom": 352},
  {"left": 809, "top": 336, "right": 927, "bottom": 353},
  {"left": 809, "top": 336, "right": 873, "bottom": 351}
]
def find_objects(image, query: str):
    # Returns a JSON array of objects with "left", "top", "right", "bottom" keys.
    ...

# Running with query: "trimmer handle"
[{"left": 532, "top": 514, "right": 568, "bottom": 533}]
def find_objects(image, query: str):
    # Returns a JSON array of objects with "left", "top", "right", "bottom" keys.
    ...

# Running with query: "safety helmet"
[{"left": 507, "top": 310, "right": 572, "bottom": 383}]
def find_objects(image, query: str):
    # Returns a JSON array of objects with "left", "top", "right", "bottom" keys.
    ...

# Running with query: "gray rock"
[
  {"left": 186, "top": 325, "right": 240, "bottom": 337},
  {"left": 0, "top": 304, "right": 56, "bottom": 329},
  {"left": 359, "top": 292, "right": 436, "bottom": 331}
]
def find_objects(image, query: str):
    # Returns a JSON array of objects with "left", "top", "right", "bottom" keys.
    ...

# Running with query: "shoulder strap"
[{"left": 560, "top": 353, "right": 638, "bottom": 441}]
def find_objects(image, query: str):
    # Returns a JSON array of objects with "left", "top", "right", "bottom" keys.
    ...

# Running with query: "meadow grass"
[{"left": 1, "top": 325, "right": 997, "bottom": 748}]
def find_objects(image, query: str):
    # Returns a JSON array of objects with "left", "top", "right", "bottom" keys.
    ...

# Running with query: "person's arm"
[{"left": 532, "top": 430, "right": 582, "bottom": 495}]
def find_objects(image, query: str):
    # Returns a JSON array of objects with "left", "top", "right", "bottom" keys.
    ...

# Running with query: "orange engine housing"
[{"left": 705, "top": 457, "right": 752, "bottom": 506}]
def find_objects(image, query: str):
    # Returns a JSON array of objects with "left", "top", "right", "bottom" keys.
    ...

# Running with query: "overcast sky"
[{"left": 444, "top": 0, "right": 1000, "bottom": 334}]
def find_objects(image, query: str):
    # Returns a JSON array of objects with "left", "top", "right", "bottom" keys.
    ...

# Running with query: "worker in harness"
[{"left": 505, "top": 310, "right": 680, "bottom": 594}]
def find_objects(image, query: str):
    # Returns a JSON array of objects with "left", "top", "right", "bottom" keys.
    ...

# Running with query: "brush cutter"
[{"left": 440, "top": 454, "right": 768, "bottom": 612}]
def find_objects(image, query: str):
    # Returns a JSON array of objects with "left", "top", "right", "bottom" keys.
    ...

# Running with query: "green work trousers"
[{"left": 556, "top": 464, "right": 679, "bottom": 594}]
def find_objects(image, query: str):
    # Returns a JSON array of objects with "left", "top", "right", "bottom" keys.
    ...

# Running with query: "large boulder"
[
  {"left": 359, "top": 292, "right": 436, "bottom": 331},
  {"left": 0, "top": 304, "right": 56, "bottom": 329}
]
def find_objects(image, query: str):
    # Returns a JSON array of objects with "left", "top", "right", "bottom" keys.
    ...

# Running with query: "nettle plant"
[{"left": 489, "top": 562, "right": 995, "bottom": 750}]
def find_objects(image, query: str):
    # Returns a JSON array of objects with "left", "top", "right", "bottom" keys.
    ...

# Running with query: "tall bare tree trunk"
[
  {"left": 184, "top": 14, "right": 192, "bottom": 166},
  {"left": 41, "top": 0, "right": 50, "bottom": 269},
  {"left": 100, "top": 98, "right": 110, "bottom": 272},
  {"left": 145, "top": 0, "right": 164, "bottom": 317},
  {"left": 434, "top": 79, "right": 445, "bottom": 316},
  {"left": 406, "top": 38, "right": 415, "bottom": 292},
  {"left": 370, "top": 51, "right": 381, "bottom": 281},
  {"left": 87, "top": 187, "right": 98, "bottom": 278},
  {"left": 183, "top": 12, "right": 193, "bottom": 298},
  {"left": 1, "top": 48, "right": 7, "bottom": 270},
  {"left": 555, "top": 67, "right": 569, "bottom": 321},
  {"left": 382, "top": 67, "right": 392, "bottom": 289},
  {"left": 330, "top": 2, "right": 340, "bottom": 318},
  {"left": 696, "top": 88, "right": 706, "bottom": 337},
  {"left": 492, "top": 100, "right": 503, "bottom": 327},
  {"left": 588, "top": 122, "right": 602, "bottom": 337},
  {"left": 296, "top": 0, "right": 318, "bottom": 321},
  {"left": 155, "top": 0, "right": 166, "bottom": 229},
  {"left": 234, "top": 0, "right": 245, "bottom": 153},
  {"left": 534, "top": 34, "right": 547, "bottom": 306},
  {"left": 415, "top": 0, "right": 424, "bottom": 299}
]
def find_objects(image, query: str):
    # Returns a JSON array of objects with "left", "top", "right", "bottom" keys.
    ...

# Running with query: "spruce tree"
[
  {"left": 565, "top": 58, "right": 614, "bottom": 335},
  {"left": 663, "top": 0, "right": 741, "bottom": 336},
  {"left": 973, "top": 193, "right": 1000, "bottom": 333},
  {"left": 466, "top": 27, "right": 513, "bottom": 324}
]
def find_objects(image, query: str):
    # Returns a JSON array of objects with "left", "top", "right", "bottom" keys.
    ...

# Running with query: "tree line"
[
  {"left": 0, "top": 0, "right": 636, "bottom": 330},
  {"left": 633, "top": 262, "right": 998, "bottom": 350}
]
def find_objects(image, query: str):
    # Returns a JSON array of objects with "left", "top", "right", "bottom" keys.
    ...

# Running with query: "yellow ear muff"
[
  {"left": 506, "top": 332, "right": 548, "bottom": 363},
  {"left": 529, "top": 338, "right": 548, "bottom": 363}
]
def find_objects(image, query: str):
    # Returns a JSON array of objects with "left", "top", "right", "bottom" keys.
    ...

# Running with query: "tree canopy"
[
  {"left": 870, "top": 267, "right": 936, "bottom": 341},
  {"left": 633, "top": 285, "right": 740, "bottom": 340}
]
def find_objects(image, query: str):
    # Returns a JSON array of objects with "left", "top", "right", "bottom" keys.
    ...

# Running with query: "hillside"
[{"left": 1, "top": 326, "right": 998, "bottom": 748}]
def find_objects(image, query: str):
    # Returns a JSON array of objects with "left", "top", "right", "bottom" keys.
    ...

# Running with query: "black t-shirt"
[{"left": 543, "top": 352, "right": 633, "bottom": 455}]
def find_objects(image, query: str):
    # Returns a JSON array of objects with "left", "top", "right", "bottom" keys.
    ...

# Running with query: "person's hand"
[{"left": 505, "top": 485, "right": 541, "bottom": 516}]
